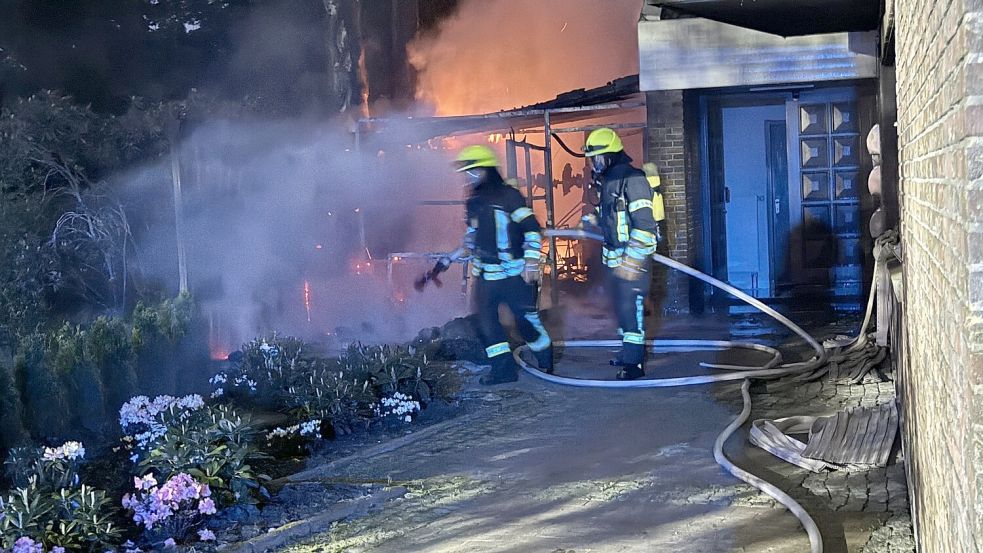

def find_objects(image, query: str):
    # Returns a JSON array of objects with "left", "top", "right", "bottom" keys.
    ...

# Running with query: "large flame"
[{"left": 408, "top": 0, "right": 643, "bottom": 116}]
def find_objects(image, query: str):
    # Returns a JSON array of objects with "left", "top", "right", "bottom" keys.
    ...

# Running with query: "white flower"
[
  {"left": 210, "top": 388, "right": 225, "bottom": 398},
  {"left": 209, "top": 373, "right": 227, "bottom": 385},
  {"left": 299, "top": 419, "right": 321, "bottom": 437},
  {"left": 42, "top": 441, "right": 86, "bottom": 461},
  {"left": 163, "top": 538, "right": 177, "bottom": 549},
  {"left": 404, "top": 415, "right": 412, "bottom": 423},
  {"left": 198, "top": 528, "right": 216, "bottom": 541}
]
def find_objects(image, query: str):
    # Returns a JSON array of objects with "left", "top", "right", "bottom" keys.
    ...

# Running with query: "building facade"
[{"left": 640, "top": 0, "right": 983, "bottom": 549}]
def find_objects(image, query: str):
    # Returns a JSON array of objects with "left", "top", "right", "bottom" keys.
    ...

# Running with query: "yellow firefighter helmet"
[
  {"left": 455, "top": 145, "right": 500, "bottom": 172},
  {"left": 583, "top": 128, "right": 624, "bottom": 157}
]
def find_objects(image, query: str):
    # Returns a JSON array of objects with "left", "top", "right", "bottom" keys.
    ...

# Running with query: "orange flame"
[{"left": 407, "top": 0, "right": 641, "bottom": 116}]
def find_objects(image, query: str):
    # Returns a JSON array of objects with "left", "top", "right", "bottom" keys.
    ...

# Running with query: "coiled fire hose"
[{"left": 515, "top": 229, "right": 831, "bottom": 553}]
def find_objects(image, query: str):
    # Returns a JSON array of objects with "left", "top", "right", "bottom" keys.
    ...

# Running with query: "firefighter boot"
[
  {"left": 480, "top": 355, "right": 519, "bottom": 385},
  {"left": 616, "top": 363, "right": 645, "bottom": 381},
  {"left": 533, "top": 345, "right": 554, "bottom": 375}
]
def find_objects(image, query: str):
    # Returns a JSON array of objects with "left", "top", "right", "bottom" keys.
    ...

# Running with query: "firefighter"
[
  {"left": 431, "top": 145, "right": 553, "bottom": 385},
  {"left": 583, "top": 128, "right": 659, "bottom": 380}
]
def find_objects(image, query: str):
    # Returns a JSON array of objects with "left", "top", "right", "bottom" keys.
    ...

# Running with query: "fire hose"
[{"left": 515, "top": 229, "right": 831, "bottom": 553}]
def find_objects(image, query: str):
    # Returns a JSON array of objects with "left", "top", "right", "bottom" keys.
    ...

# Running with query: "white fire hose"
[{"left": 514, "top": 229, "right": 830, "bottom": 553}]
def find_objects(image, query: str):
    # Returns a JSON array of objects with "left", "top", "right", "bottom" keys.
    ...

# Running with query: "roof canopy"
[{"left": 357, "top": 76, "right": 643, "bottom": 143}]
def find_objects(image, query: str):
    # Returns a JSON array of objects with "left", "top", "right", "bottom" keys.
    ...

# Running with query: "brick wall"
[
  {"left": 645, "top": 90, "right": 697, "bottom": 312},
  {"left": 894, "top": 0, "right": 983, "bottom": 550}
]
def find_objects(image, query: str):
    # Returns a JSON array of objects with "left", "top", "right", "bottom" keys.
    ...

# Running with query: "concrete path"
[
  {"left": 282, "top": 351, "right": 812, "bottom": 552},
  {"left": 278, "top": 307, "right": 912, "bottom": 553}
]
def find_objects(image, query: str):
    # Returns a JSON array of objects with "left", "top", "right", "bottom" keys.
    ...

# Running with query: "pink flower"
[
  {"left": 198, "top": 497, "right": 217, "bottom": 515},
  {"left": 198, "top": 528, "right": 216, "bottom": 541},
  {"left": 163, "top": 538, "right": 177, "bottom": 549},
  {"left": 52, "top": 548, "right": 66, "bottom": 553}
]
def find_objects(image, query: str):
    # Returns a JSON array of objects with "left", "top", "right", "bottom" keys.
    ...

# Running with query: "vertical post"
[
  {"left": 166, "top": 115, "right": 189, "bottom": 295},
  {"left": 544, "top": 111, "right": 558, "bottom": 305},
  {"left": 505, "top": 139, "right": 518, "bottom": 181},
  {"left": 524, "top": 145, "right": 533, "bottom": 207},
  {"left": 355, "top": 208, "right": 368, "bottom": 258}
]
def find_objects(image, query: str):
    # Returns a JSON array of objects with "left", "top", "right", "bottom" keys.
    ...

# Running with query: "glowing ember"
[
  {"left": 303, "top": 280, "right": 312, "bottom": 323},
  {"left": 208, "top": 311, "right": 232, "bottom": 361}
]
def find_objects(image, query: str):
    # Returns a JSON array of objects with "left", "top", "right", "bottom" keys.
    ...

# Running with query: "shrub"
[
  {"left": 0, "top": 480, "right": 120, "bottom": 552},
  {"left": 50, "top": 324, "right": 106, "bottom": 437},
  {"left": 341, "top": 343, "right": 461, "bottom": 405},
  {"left": 14, "top": 334, "right": 71, "bottom": 439},
  {"left": 226, "top": 337, "right": 461, "bottom": 437},
  {"left": 119, "top": 396, "right": 269, "bottom": 507},
  {"left": 4, "top": 442, "right": 85, "bottom": 492},
  {"left": 235, "top": 335, "right": 313, "bottom": 406},
  {"left": 281, "top": 367, "right": 377, "bottom": 436},
  {"left": 0, "top": 361, "right": 28, "bottom": 451},
  {"left": 131, "top": 293, "right": 195, "bottom": 396},
  {"left": 84, "top": 317, "right": 136, "bottom": 419},
  {"left": 0, "top": 440, "right": 120, "bottom": 552},
  {"left": 122, "top": 472, "right": 215, "bottom": 546},
  {"left": 131, "top": 293, "right": 194, "bottom": 349}
]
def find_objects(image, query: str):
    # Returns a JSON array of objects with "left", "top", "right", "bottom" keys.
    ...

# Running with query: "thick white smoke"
[
  {"left": 122, "top": 118, "right": 472, "bottom": 355},
  {"left": 408, "top": 0, "right": 643, "bottom": 115}
]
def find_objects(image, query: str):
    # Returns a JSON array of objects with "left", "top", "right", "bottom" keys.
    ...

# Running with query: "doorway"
[
  {"left": 700, "top": 86, "right": 869, "bottom": 299},
  {"left": 720, "top": 103, "right": 786, "bottom": 296}
]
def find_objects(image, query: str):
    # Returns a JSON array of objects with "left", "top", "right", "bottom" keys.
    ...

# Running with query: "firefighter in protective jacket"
[
  {"left": 432, "top": 145, "right": 553, "bottom": 385},
  {"left": 583, "top": 128, "right": 658, "bottom": 380}
]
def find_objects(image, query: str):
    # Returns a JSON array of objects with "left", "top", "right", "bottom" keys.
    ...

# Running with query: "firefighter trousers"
[
  {"left": 607, "top": 262, "right": 651, "bottom": 366},
  {"left": 474, "top": 275, "right": 551, "bottom": 373}
]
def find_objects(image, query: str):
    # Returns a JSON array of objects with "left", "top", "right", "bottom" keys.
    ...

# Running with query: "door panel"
[{"left": 788, "top": 90, "right": 863, "bottom": 292}]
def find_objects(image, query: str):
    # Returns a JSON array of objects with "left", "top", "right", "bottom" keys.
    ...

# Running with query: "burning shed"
[{"left": 355, "top": 76, "right": 648, "bottom": 306}]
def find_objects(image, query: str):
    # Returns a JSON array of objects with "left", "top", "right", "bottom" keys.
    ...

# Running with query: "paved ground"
[{"left": 271, "top": 301, "right": 914, "bottom": 553}]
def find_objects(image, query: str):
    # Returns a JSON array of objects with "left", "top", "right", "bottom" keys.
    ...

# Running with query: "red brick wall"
[
  {"left": 646, "top": 90, "right": 698, "bottom": 311},
  {"left": 894, "top": 0, "right": 983, "bottom": 549}
]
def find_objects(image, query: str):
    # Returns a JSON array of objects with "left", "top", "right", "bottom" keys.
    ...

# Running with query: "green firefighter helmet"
[
  {"left": 455, "top": 145, "right": 500, "bottom": 172},
  {"left": 583, "top": 128, "right": 624, "bottom": 157}
]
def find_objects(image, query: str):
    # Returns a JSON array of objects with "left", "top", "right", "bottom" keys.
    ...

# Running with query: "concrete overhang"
[
  {"left": 647, "top": 0, "right": 879, "bottom": 37},
  {"left": 638, "top": 17, "right": 879, "bottom": 92}
]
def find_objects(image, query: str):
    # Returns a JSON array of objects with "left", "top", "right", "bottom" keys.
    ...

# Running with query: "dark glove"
[{"left": 414, "top": 258, "right": 451, "bottom": 292}]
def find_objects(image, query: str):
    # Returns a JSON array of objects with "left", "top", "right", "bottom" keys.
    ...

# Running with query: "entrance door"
[
  {"left": 786, "top": 91, "right": 863, "bottom": 294},
  {"left": 703, "top": 86, "right": 868, "bottom": 298}
]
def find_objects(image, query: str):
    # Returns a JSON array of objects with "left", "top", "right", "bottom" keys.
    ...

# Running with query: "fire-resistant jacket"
[
  {"left": 463, "top": 176, "right": 542, "bottom": 280},
  {"left": 595, "top": 157, "right": 659, "bottom": 267}
]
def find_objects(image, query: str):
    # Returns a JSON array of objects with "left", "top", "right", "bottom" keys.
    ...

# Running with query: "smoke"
[
  {"left": 121, "top": 118, "right": 472, "bottom": 355},
  {"left": 408, "top": 0, "right": 643, "bottom": 116}
]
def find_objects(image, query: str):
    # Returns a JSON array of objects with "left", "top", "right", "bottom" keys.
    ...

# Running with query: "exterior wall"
[
  {"left": 645, "top": 90, "right": 696, "bottom": 312},
  {"left": 894, "top": 0, "right": 983, "bottom": 550}
]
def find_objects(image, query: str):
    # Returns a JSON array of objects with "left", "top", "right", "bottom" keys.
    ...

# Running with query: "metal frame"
[{"left": 355, "top": 100, "right": 646, "bottom": 307}]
